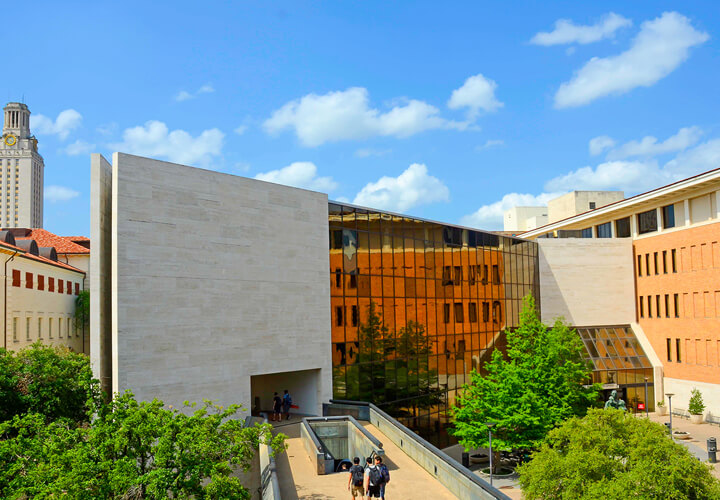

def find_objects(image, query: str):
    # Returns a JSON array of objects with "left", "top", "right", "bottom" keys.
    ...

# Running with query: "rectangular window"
[
  {"left": 348, "top": 273, "right": 357, "bottom": 289},
  {"left": 468, "top": 302, "right": 478, "bottom": 323},
  {"left": 335, "top": 306, "right": 343, "bottom": 326},
  {"left": 639, "top": 297, "right": 644, "bottom": 318},
  {"left": 674, "top": 294, "right": 680, "bottom": 318},
  {"left": 662, "top": 251, "right": 667, "bottom": 273},
  {"left": 351, "top": 305, "right": 358, "bottom": 327},
  {"left": 443, "top": 303, "right": 450, "bottom": 323},
  {"left": 589, "top": 201, "right": 596, "bottom": 210},
  {"left": 454, "top": 303, "right": 464, "bottom": 323},
  {"left": 596, "top": 222, "right": 612, "bottom": 238},
  {"left": 58, "top": 280, "right": 64, "bottom": 294},
  {"left": 335, "top": 268, "right": 341, "bottom": 288},
  {"left": 26, "top": 318, "right": 30, "bottom": 341},
  {"left": 454, "top": 266, "right": 462, "bottom": 284},
  {"left": 482, "top": 265, "right": 489, "bottom": 284},
  {"left": 48, "top": 277, "right": 55, "bottom": 292},
  {"left": 676, "top": 338, "right": 681, "bottom": 362},
  {"left": 666, "top": 338, "right": 672, "bottom": 362},
  {"left": 468, "top": 266, "right": 476, "bottom": 285},
  {"left": 69, "top": 318, "right": 74, "bottom": 337},
  {"left": 653, "top": 252, "right": 658, "bottom": 274},
  {"left": 37, "top": 318, "right": 42, "bottom": 339},
  {"left": 662, "top": 204, "right": 675, "bottom": 229},
  {"left": 12, "top": 317, "right": 17, "bottom": 342},
  {"left": 482, "top": 302, "right": 490, "bottom": 322},
  {"left": 647, "top": 296, "right": 652, "bottom": 318},
  {"left": 637, "top": 255, "right": 642, "bottom": 277},
  {"left": 656, "top": 295, "right": 661, "bottom": 317},
  {"left": 442, "top": 266, "right": 452, "bottom": 286},
  {"left": 637, "top": 209, "right": 658, "bottom": 234},
  {"left": 671, "top": 249, "right": 677, "bottom": 272},
  {"left": 665, "top": 295, "right": 670, "bottom": 318},
  {"left": 492, "top": 265, "right": 500, "bottom": 285},
  {"left": 59, "top": 318, "right": 63, "bottom": 338},
  {"left": 67, "top": 284, "right": 71, "bottom": 295},
  {"left": 12, "top": 269, "right": 20, "bottom": 287},
  {"left": 615, "top": 217, "right": 631, "bottom": 238},
  {"left": 645, "top": 254, "right": 650, "bottom": 276},
  {"left": 581, "top": 227, "right": 593, "bottom": 238},
  {"left": 38, "top": 275, "right": 44, "bottom": 291},
  {"left": 49, "top": 318, "right": 53, "bottom": 339},
  {"left": 25, "top": 272, "right": 33, "bottom": 289}
]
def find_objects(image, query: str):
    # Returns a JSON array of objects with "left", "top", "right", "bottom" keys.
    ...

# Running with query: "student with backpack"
[
  {"left": 282, "top": 390, "right": 292, "bottom": 420},
  {"left": 347, "top": 457, "right": 365, "bottom": 499},
  {"left": 375, "top": 455, "right": 390, "bottom": 500},
  {"left": 364, "top": 455, "right": 385, "bottom": 499}
]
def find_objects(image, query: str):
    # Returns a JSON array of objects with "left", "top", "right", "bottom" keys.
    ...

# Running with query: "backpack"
[
  {"left": 368, "top": 465, "right": 384, "bottom": 486},
  {"left": 283, "top": 393, "right": 292, "bottom": 405},
  {"left": 379, "top": 464, "right": 390, "bottom": 484},
  {"left": 350, "top": 465, "right": 364, "bottom": 487}
]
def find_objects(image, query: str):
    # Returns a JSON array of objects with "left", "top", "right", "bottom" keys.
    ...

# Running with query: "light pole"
[
  {"left": 666, "top": 393, "right": 674, "bottom": 436},
  {"left": 486, "top": 422, "right": 495, "bottom": 487},
  {"left": 644, "top": 377, "right": 649, "bottom": 418}
]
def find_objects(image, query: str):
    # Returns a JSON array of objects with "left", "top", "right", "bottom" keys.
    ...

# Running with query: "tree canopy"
[
  {"left": 518, "top": 408, "right": 720, "bottom": 499},
  {"left": 451, "top": 294, "right": 598, "bottom": 452}
]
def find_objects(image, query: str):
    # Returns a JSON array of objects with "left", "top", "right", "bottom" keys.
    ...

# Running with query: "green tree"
[
  {"left": 451, "top": 295, "right": 598, "bottom": 466},
  {"left": 0, "top": 343, "right": 101, "bottom": 424},
  {"left": 517, "top": 408, "right": 720, "bottom": 499},
  {"left": 74, "top": 289, "right": 90, "bottom": 331}
]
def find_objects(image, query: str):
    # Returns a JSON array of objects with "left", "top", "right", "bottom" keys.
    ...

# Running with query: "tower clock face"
[{"left": 3, "top": 134, "right": 17, "bottom": 146}]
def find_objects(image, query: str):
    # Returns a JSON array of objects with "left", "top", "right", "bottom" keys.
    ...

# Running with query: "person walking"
[
  {"left": 347, "top": 457, "right": 365, "bottom": 499},
  {"left": 272, "top": 392, "right": 282, "bottom": 422},
  {"left": 282, "top": 389, "right": 292, "bottom": 420},
  {"left": 364, "top": 456, "right": 383, "bottom": 499},
  {"left": 375, "top": 455, "right": 390, "bottom": 500}
]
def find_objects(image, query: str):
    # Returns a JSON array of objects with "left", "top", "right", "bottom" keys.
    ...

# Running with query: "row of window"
[
  {"left": 334, "top": 301, "right": 502, "bottom": 327},
  {"left": 637, "top": 249, "right": 677, "bottom": 276},
  {"left": 575, "top": 204, "right": 676, "bottom": 238},
  {"left": 665, "top": 337, "right": 720, "bottom": 366},
  {"left": 639, "top": 294, "right": 680, "bottom": 319},
  {"left": 11, "top": 270, "right": 80, "bottom": 295},
  {"left": 12, "top": 316, "right": 77, "bottom": 342},
  {"left": 332, "top": 264, "right": 509, "bottom": 288}
]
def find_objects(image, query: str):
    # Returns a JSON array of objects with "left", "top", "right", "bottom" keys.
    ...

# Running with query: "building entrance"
[{"left": 250, "top": 368, "right": 321, "bottom": 418}]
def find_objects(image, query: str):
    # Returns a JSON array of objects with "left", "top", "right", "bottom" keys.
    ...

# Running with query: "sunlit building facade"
[{"left": 329, "top": 203, "right": 540, "bottom": 446}]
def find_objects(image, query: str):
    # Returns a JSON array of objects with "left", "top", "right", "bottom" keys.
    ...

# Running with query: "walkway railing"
[{"left": 257, "top": 413, "right": 282, "bottom": 500}]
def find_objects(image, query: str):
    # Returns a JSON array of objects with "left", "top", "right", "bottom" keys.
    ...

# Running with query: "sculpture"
[{"left": 604, "top": 390, "right": 627, "bottom": 411}]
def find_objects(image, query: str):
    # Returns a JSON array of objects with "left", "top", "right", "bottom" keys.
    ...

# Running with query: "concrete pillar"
[
  {"left": 715, "top": 191, "right": 720, "bottom": 220},
  {"left": 631, "top": 214, "right": 638, "bottom": 238},
  {"left": 684, "top": 199, "right": 691, "bottom": 226},
  {"left": 610, "top": 220, "right": 616, "bottom": 238},
  {"left": 656, "top": 207, "right": 663, "bottom": 233}
]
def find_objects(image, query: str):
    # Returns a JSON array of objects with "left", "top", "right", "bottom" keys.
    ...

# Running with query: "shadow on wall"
[
  {"left": 251, "top": 368, "right": 321, "bottom": 416},
  {"left": 537, "top": 247, "right": 573, "bottom": 324}
]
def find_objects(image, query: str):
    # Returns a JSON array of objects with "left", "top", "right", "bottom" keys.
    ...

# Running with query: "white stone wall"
[
  {"left": 104, "top": 153, "right": 332, "bottom": 414},
  {"left": 538, "top": 238, "right": 635, "bottom": 325},
  {"left": 664, "top": 377, "right": 720, "bottom": 423}
]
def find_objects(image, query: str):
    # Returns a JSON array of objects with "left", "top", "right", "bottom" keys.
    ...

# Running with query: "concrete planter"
[
  {"left": 656, "top": 406, "right": 667, "bottom": 416},
  {"left": 690, "top": 413, "right": 704, "bottom": 424}
]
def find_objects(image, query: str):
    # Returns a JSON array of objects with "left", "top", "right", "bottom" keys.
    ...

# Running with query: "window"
[
  {"left": 581, "top": 227, "right": 593, "bottom": 238},
  {"left": 468, "top": 266, "right": 476, "bottom": 285},
  {"left": 58, "top": 280, "right": 64, "bottom": 294},
  {"left": 662, "top": 251, "right": 667, "bottom": 273},
  {"left": 38, "top": 275, "right": 44, "bottom": 291},
  {"left": 468, "top": 302, "right": 478, "bottom": 323},
  {"left": 674, "top": 294, "right": 680, "bottom": 318},
  {"left": 49, "top": 318, "right": 53, "bottom": 339},
  {"left": 349, "top": 273, "right": 357, "bottom": 289},
  {"left": 351, "top": 305, "right": 358, "bottom": 327},
  {"left": 615, "top": 217, "right": 631, "bottom": 238},
  {"left": 26, "top": 318, "right": 30, "bottom": 340},
  {"left": 48, "top": 277, "right": 54, "bottom": 292},
  {"left": 653, "top": 253, "right": 658, "bottom": 274},
  {"left": 492, "top": 301, "right": 501, "bottom": 323},
  {"left": 637, "top": 209, "right": 658, "bottom": 234},
  {"left": 637, "top": 255, "right": 642, "bottom": 277},
  {"left": 335, "top": 306, "right": 343, "bottom": 326},
  {"left": 671, "top": 249, "right": 677, "bottom": 273},
  {"left": 37, "top": 318, "right": 42, "bottom": 339},
  {"left": 665, "top": 295, "right": 670, "bottom": 318},
  {"left": 639, "top": 297, "right": 644, "bottom": 318},
  {"left": 645, "top": 254, "right": 650, "bottom": 276},
  {"left": 442, "top": 266, "right": 452, "bottom": 286},
  {"left": 335, "top": 268, "right": 341, "bottom": 288},
  {"left": 454, "top": 303, "right": 464, "bottom": 323},
  {"left": 656, "top": 295, "right": 661, "bottom": 317},
  {"left": 25, "top": 272, "right": 33, "bottom": 289},
  {"left": 69, "top": 318, "right": 74, "bottom": 337},
  {"left": 662, "top": 204, "right": 675, "bottom": 229},
  {"left": 596, "top": 222, "right": 612, "bottom": 238},
  {"left": 589, "top": 202, "right": 596, "bottom": 210},
  {"left": 12, "top": 269, "right": 20, "bottom": 287},
  {"left": 666, "top": 338, "right": 672, "bottom": 362},
  {"left": 482, "top": 265, "right": 489, "bottom": 284},
  {"left": 443, "top": 304, "right": 450, "bottom": 323},
  {"left": 67, "top": 284, "right": 72, "bottom": 295},
  {"left": 647, "top": 296, "right": 652, "bottom": 318},
  {"left": 59, "top": 318, "right": 63, "bottom": 338},
  {"left": 454, "top": 266, "right": 462, "bottom": 284},
  {"left": 12, "top": 317, "right": 17, "bottom": 342},
  {"left": 676, "top": 338, "right": 681, "bottom": 362},
  {"left": 492, "top": 265, "right": 500, "bottom": 285},
  {"left": 482, "top": 302, "right": 489, "bottom": 322}
]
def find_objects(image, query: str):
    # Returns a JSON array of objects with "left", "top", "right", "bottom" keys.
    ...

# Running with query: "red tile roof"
[
  {"left": 22, "top": 228, "right": 90, "bottom": 254},
  {"left": 0, "top": 240, "right": 84, "bottom": 274}
]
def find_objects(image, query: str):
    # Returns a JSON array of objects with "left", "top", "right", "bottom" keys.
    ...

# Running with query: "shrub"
[{"left": 688, "top": 388, "right": 705, "bottom": 415}]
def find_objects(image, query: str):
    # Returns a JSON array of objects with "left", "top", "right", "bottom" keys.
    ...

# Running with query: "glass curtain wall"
[{"left": 329, "top": 203, "right": 540, "bottom": 447}]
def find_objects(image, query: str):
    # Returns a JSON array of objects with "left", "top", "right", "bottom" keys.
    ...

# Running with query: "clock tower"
[{"left": 1, "top": 102, "right": 44, "bottom": 228}]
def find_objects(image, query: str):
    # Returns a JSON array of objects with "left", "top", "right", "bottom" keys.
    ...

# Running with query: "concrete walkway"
[{"left": 273, "top": 421, "right": 456, "bottom": 500}]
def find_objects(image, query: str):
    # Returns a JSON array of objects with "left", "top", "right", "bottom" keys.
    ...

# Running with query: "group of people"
[
  {"left": 271, "top": 390, "right": 292, "bottom": 421},
  {"left": 347, "top": 455, "right": 390, "bottom": 499}
]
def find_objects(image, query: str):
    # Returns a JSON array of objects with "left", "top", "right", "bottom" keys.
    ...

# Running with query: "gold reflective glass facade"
[{"left": 329, "top": 203, "right": 540, "bottom": 447}]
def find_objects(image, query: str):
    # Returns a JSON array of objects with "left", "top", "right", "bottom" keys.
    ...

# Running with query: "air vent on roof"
[
  {"left": 16, "top": 239, "right": 39, "bottom": 256},
  {"left": 39, "top": 247, "right": 58, "bottom": 261},
  {"left": 0, "top": 231, "right": 16, "bottom": 246}
]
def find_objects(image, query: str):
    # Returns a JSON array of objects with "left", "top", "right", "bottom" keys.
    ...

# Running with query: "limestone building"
[{"left": 0, "top": 103, "right": 44, "bottom": 228}]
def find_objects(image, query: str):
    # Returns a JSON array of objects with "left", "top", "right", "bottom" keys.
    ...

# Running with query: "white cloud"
[
  {"left": 352, "top": 163, "right": 450, "bottom": 212},
  {"left": 355, "top": 148, "right": 391, "bottom": 158},
  {"left": 31, "top": 109, "right": 82, "bottom": 140},
  {"left": 45, "top": 185, "right": 80, "bottom": 203},
  {"left": 175, "top": 83, "right": 215, "bottom": 102},
  {"left": 476, "top": 139, "right": 505, "bottom": 151},
  {"left": 96, "top": 122, "right": 118, "bottom": 136},
  {"left": 554, "top": 12, "right": 708, "bottom": 108},
  {"left": 110, "top": 120, "right": 224, "bottom": 166},
  {"left": 589, "top": 135, "right": 616, "bottom": 155},
  {"left": 531, "top": 12, "right": 632, "bottom": 46},
  {"left": 664, "top": 138, "right": 720, "bottom": 179},
  {"left": 63, "top": 140, "right": 96, "bottom": 156},
  {"left": 254, "top": 161, "right": 337, "bottom": 192},
  {"left": 234, "top": 125, "right": 248, "bottom": 135},
  {"left": 448, "top": 74, "right": 503, "bottom": 119},
  {"left": 460, "top": 192, "right": 564, "bottom": 230},
  {"left": 606, "top": 126, "right": 702, "bottom": 159}
]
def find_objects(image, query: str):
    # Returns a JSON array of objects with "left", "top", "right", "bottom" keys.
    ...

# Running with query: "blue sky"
[{"left": 3, "top": 1, "right": 720, "bottom": 235}]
